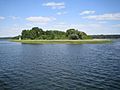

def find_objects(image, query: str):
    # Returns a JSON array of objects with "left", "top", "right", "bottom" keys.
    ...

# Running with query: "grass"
[{"left": 10, "top": 39, "right": 112, "bottom": 44}]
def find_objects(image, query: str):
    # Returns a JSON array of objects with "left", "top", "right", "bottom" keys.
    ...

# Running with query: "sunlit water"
[{"left": 0, "top": 40, "right": 120, "bottom": 90}]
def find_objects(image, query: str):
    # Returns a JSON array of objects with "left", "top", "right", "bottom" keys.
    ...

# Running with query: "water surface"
[{"left": 0, "top": 40, "right": 120, "bottom": 90}]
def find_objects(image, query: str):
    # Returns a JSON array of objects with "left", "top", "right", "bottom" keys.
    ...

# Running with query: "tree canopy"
[{"left": 18, "top": 27, "right": 91, "bottom": 40}]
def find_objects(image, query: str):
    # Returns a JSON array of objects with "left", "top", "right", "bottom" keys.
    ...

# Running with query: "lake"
[{"left": 0, "top": 40, "right": 120, "bottom": 90}]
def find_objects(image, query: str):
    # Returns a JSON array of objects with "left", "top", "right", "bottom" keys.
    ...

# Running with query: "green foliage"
[
  {"left": 21, "top": 30, "right": 30, "bottom": 39},
  {"left": 21, "top": 27, "right": 88, "bottom": 40},
  {"left": 82, "top": 35, "right": 93, "bottom": 39},
  {"left": 66, "top": 29, "right": 88, "bottom": 40},
  {"left": 69, "top": 34, "right": 79, "bottom": 40},
  {"left": 66, "top": 29, "right": 78, "bottom": 36}
]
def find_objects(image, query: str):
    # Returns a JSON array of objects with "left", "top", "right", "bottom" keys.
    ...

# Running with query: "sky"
[{"left": 0, "top": 0, "right": 120, "bottom": 37}]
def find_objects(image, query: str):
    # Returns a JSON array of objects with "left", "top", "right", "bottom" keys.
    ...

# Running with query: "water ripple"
[{"left": 0, "top": 40, "right": 120, "bottom": 90}]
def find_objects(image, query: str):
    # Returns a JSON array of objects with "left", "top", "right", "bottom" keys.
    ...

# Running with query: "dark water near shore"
[{"left": 0, "top": 40, "right": 120, "bottom": 90}]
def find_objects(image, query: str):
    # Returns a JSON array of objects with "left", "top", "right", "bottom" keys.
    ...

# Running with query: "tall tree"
[{"left": 21, "top": 30, "right": 30, "bottom": 39}]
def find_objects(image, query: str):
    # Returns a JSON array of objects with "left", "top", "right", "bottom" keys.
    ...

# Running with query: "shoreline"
[{"left": 10, "top": 39, "right": 112, "bottom": 44}]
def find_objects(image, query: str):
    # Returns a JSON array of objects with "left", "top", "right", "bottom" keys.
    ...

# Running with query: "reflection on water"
[{"left": 0, "top": 40, "right": 120, "bottom": 90}]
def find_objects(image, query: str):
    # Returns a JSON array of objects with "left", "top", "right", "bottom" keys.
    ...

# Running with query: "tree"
[
  {"left": 29, "top": 27, "right": 44, "bottom": 39},
  {"left": 77, "top": 31, "right": 87, "bottom": 39},
  {"left": 31, "top": 27, "right": 44, "bottom": 37},
  {"left": 69, "top": 34, "right": 79, "bottom": 40},
  {"left": 66, "top": 29, "right": 78, "bottom": 36},
  {"left": 21, "top": 30, "right": 30, "bottom": 39},
  {"left": 66, "top": 29, "right": 88, "bottom": 40},
  {"left": 29, "top": 29, "right": 37, "bottom": 39}
]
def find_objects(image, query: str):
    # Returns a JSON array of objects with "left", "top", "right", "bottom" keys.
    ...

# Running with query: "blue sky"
[{"left": 0, "top": 0, "right": 120, "bottom": 37}]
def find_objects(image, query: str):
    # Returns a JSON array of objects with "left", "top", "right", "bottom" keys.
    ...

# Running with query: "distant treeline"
[
  {"left": 13, "top": 27, "right": 92, "bottom": 40},
  {"left": 91, "top": 35, "right": 120, "bottom": 39},
  {"left": 0, "top": 37, "right": 12, "bottom": 39}
]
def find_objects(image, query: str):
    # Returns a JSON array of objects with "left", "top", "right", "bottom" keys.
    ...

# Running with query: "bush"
[{"left": 82, "top": 35, "right": 93, "bottom": 39}]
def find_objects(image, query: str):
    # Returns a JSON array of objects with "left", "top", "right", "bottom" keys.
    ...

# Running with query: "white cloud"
[
  {"left": 9, "top": 16, "right": 20, "bottom": 20},
  {"left": 43, "top": 2, "right": 65, "bottom": 9},
  {"left": 26, "top": 16, "right": 56, "bottom": 24},
  {"left": 83, "top": 13, "right": 120, "bottom": 20},
  {"left": 57, "top": 11, "right": 67, "bottom": 15},
  {"left": 80, "top": 10, "right": 95, "bottom": 15},
  {"left": 0, "top": 16, "right": 5, "bottom": 20}
]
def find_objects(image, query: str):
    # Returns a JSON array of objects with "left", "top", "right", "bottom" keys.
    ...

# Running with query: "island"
[{"left": 11, "top": 27, "right": 112, "bottom": 44}]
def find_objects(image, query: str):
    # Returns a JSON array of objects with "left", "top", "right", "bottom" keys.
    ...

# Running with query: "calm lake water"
[{"left": 0, "top": 40, "right": 120, "bottom": 90}]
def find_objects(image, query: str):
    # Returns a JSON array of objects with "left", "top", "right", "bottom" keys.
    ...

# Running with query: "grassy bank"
[{"left": 10, "top": 39, "right": 112, "bottom": 44}]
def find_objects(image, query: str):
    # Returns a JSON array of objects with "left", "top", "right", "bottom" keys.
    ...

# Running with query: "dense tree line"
[
  {"left": 91, "top": 35, "right": 120, "bottom": 39},
  {"left": 16, "top": 27, "right": 92, "bottom": 40}
]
